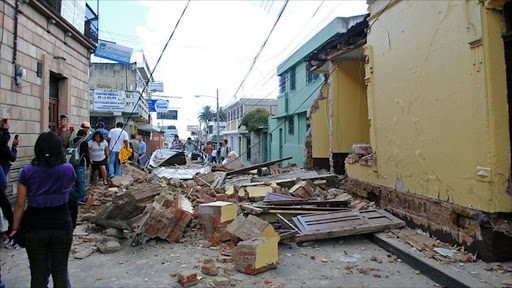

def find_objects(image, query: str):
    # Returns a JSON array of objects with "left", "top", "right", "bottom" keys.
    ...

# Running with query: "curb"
[{"left": 367, "top": 233, "right": 491, "bottom": 288}]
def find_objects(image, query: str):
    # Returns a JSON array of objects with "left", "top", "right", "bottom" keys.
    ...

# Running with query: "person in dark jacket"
[
  {"left": 0, "top": 119, "right": 18, "bottom": 238},
  {"left": 10, "top": 132, "right": 76, "bottom": 287},
  {"left": 71, "top": 129, "right": 90, "bottom": 204}
]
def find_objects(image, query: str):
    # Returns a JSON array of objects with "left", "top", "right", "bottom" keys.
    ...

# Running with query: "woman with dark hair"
[
  {"left": 10, "top": 132, "right": 76, "bottom": 287},
  {"left": 88, "top": 130, "right": 109, "bottom": 186}
]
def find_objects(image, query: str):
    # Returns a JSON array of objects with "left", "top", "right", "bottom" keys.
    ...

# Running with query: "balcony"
[
  {"left": 85, "top": 4, "right": 98, "bottom": 45},
  {"left": 124, "top": 92, "right": 149, "bottom": 122}
]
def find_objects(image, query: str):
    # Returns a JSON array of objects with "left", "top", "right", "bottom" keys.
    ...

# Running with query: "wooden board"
[
  {"left": 256, "top": 170, "right": 320, "bottom": 182},
  {"left": 264, "top": 192, "right": 301, "bottom": 202},
  {"left": 293, "top": 209, "right": 405, "bottom": 242},
  {"left": 263, "top": 198, "right": 350, "bottom": 207},
  {"left": 225, "top": 157, "right": 293, "bottom": 176}
]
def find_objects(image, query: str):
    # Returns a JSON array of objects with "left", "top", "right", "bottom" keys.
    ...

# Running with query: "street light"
[{"left": 195, "top": 89, "right": 220, "bottom": 155}]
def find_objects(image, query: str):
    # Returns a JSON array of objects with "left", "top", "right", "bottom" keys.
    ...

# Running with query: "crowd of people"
[
  {"left": 170, "top": 135, "right": 230, "bottom": 164},
  {"left": 0, "top": 114, "right": 235, "bottom": 287},
  {"left": 0, "top": 115, "right": 149, "bottom": 287}
]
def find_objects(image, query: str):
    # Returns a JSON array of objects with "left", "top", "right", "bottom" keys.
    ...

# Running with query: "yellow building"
[{"left": 308, "top": 1, "right": 512, "bottom": 261}]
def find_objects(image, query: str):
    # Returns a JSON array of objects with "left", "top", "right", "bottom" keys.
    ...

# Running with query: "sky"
[{"left": 91, "top": 0, "right": 369, "bottom": 138}]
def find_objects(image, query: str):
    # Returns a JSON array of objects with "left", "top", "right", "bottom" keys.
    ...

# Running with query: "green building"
[{"left": 268, "top": 15, "right": 366, "bottom": 167}]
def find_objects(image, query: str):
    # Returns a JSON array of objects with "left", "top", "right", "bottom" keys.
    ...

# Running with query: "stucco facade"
[
  {"left": 269, "top": 16, "right": 367, "bottom": 168},
  {"left": 0, "top": 0, "right": 95, "bottom": 200},
  {"left": 347, "top": 0, "right": 511, "bottom": 213}
]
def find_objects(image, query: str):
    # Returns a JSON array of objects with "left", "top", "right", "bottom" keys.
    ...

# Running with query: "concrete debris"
[
  {"left": 201, "top": 259, "right": 220, "bottom": 276},
  {"left": 73, "top": 156, "right": 484, "bottom": 279},
  {"left": 387, "top": 228, "right": 477, "bottom": 263},
  {"left": 98, "top": 240, "right": 122, "bottom": 254},
  {"left": 177, "top": 270, "right": 200, "bottom": 287}
]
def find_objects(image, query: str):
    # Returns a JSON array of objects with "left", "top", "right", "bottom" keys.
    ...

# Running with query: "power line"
[
  {"left": 109, "top": 0, "right": 191, "bottom": 154},
  {"left": 231, "top": 0, "right": 289, "bottom": 100}
]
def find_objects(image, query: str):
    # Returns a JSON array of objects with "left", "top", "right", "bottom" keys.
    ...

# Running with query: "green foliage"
[
  {"left": 240, "top": 108, "right": 270, "bottom": 132},
  {"left": 167, "top": 125, "right": 176, "bottom": 129}
]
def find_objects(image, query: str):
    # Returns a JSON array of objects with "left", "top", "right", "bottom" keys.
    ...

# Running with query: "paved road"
[{"left": 2, "top": 235, "right": 437, "bottom": 287}]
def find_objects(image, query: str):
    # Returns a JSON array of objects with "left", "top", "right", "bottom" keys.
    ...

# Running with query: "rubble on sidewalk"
[
  {"left": 386, "top": 228, "right": 478, "bottom": 264},
  {"left": 75, "top": 155, "right": 485, "bottom": 278}
]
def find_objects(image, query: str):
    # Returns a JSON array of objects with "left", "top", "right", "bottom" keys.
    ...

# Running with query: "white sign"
[
  {"left": 94, "top": 40, "right": 133, "bottom": 65},
  {"left": 93, "top": 90, "right": 126, "bottom": 112},
  {"left": 149, "top": 82, "right": 164, "bottom": 93},
  {"left": 61, "top": 0, "right": 85, "bottom": 34}
]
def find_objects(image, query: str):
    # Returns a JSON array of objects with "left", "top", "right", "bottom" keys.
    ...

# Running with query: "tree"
[
  {"left": 239, "top": 108, "right": 270, "bottom": 132},
  {"left": 217, "top": 107, "right": 227, "bottom": 122},
  {"left": 198, "top": 105, "right": 214, "bottom": 125}
]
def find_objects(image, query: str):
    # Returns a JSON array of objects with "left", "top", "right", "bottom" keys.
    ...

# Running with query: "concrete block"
[
  {"left": 243, "top": 185, "right": 273, "bottom": 202},
  {"left": 233, "top": 237, "right": 278, "bottom": 275},
  {"left": 98, "top": 240, "right": 121, "bottom": 254}
]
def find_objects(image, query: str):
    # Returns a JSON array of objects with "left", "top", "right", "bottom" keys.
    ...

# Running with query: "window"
[
  {"left": 290, "top": 67, "right": 296, "bottom": 90},
  {"left": 288, "top": 116, "right": 294, "bottom": 135},
  {"left": 279, "top": 74, "right": 286, "bottom": 94},
  {"left": 306, "top": 71, "right": 320, "bottom": 85}
]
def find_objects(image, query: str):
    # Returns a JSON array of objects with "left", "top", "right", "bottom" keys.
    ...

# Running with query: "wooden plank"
[
  {"left": 293, "top": 209, "right": 405, "bottom": 242},
  {"left": 276, "top": 214, "right": 300, "bottom": 233},
  {"left": 256, "top": 170, "right": 320, "bottom": 182},
  {"left": 213, "top": 173, "right": 226, "bottom": 188},
  {"left": 264, "top": 192, "right": 301, "bottom": 202},
  {"left": 263, "top": 199, "right": 350, "bottom": 206},
  {"left": 225, "top": 157, "right": 293, "bottom": 176},
  {"left": 257, "top": 205, "right": 348, "bottom": 212}
]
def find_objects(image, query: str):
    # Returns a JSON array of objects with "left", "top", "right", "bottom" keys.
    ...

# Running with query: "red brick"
[{"left": 177, "top": 270, "right": 199, "bottom": 287}]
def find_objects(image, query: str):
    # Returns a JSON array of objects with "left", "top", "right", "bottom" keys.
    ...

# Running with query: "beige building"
[
  {"left": 223, "top": 98, "right": 277, "bottom": 163},
  {"left": 0, "top": 0, "right": 97, "bottom": 199}
]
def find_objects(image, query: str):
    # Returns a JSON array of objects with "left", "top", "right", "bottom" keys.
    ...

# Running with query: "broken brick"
[
  {"left": 201, "top": 259, "right": 219, "bottom": 276},
  {"left": 177, "top": 270, "right": 199, "bottom": 287},
  {"left": 226, "top": 215, "right": 280, "bottom": 242},
  {"left": 233, "top": 237, "right": 278, "bottom": 275}
]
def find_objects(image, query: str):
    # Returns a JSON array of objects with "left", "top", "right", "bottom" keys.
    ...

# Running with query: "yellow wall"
[
  {"left": 348, "top": 0, "right": 512, "bottom": 213},
  {"left": 331, "top": 60, "right": 370, "bottom": 153},
  {"left": 311, "top": 84, "right": 330, "bottom": 158}
]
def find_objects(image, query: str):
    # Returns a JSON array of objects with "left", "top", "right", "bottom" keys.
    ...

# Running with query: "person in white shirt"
[
  {"left": 219, "top": 139, "right": 231, "bottom": 163},
  {"left": 88, "top": 131, "right": 109, "bottom": 186},
  {"left": 107, "top": 122, "right": 128, "bottom": 178},
  {"left": 211, "top": 145, "right": 218, "bottom": 164}
]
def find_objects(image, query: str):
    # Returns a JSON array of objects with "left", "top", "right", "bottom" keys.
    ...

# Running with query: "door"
[
  {"left": 48, "top": 75, "right": 60, "bottom": 133},
  {"left": 246, "top": 136, "right": 251, "bottom": 161},
  {"left": 504, "top": 2, "right": 512, "bottom": 194},
  {"left": 279, "top": 128, "right": 283, "bottom": 159}
]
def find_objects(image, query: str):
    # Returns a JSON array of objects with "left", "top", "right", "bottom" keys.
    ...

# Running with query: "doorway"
[
  {"left": 504, "top": 2, "right": 512, "bottom": 194},
  {"left": 48, "top": 74, "right": 60, "bottom": 133},
  {"left": 279, "top": 128, "right": 283, "bottom": 159}
]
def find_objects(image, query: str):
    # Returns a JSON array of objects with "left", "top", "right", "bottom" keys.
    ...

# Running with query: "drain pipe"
[{"left": 12, "top": 0, "right": 19, "bottom": 64}]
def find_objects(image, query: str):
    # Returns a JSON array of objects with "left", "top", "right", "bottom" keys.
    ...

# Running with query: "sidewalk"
[{"left": 369, "top": 228, "right": 512, "bottom": 288}]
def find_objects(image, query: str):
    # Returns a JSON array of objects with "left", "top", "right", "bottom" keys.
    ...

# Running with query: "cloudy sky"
[{"left": 92, "top": 0, "right": 368, "bottom": 138}]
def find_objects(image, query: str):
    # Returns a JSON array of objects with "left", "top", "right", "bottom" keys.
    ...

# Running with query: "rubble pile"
[
  {"left": 73, "top": 156, "right": 408, "bottom": 285},
  {"left": 386, "top": 228, "right": 478, "bottom": 264}
]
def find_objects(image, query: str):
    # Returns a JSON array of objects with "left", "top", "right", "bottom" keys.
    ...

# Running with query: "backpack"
[{"left": 66, "top": 138, "right": 85, "bottom": 167}]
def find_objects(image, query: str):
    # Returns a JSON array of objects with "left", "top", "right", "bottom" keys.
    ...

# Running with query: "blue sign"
[
  {"left": 94, "top": 40, "right": 133, "bottom": 65},
  {"left": 147, "top": 99, "right": 169, "bottom": 112}
]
